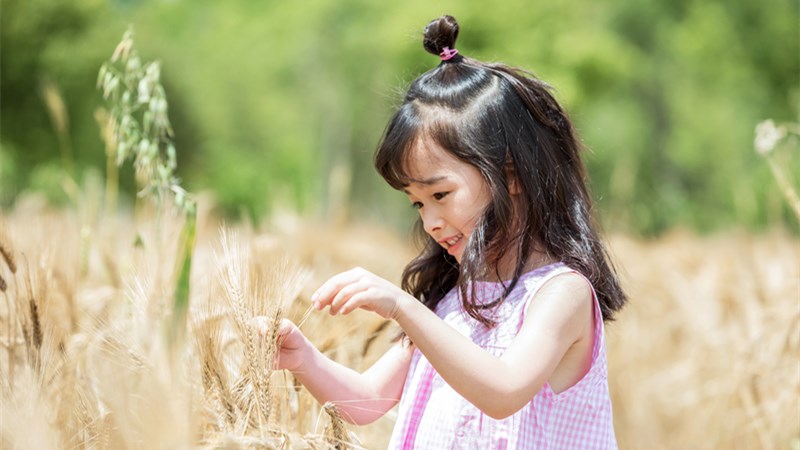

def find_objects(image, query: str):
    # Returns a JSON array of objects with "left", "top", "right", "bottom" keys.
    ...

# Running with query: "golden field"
[{"left": 0, "top": 195, "right": 798, "bottom": 449}]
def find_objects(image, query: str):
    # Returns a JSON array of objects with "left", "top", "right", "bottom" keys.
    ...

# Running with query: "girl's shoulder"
[
  {"left": 437, "top": 263, "right": 594, "bottom": 325},
  {"left": 518, "top": 262, "right": 595, "bottom": 324},
  {"left": 517, "top": 262, "right": 582, "bottom": 296},
  {"left": 522, "top": 261, "right": 593, "bottom": 299},
  {"left": 519, "top": 261, "right": 570, "bottom": 282},
  {"left": 460, "top": 262, "right": 580, "bottom": 308}
]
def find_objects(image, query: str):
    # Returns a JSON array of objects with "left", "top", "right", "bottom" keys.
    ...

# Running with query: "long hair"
[{"left": 375, "top": 15, "right": 626, "bottom": 326}]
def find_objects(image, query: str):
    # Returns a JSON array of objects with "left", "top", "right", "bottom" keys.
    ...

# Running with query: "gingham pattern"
[{"left": 388, "top": 263, "right": 618, "bottom": 449}]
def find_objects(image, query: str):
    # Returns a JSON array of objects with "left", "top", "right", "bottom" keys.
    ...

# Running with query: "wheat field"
[{"left": 0, "top": 195, "right": 798, "bottom": 449}]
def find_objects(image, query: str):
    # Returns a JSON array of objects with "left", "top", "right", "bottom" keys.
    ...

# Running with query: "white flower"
[{"left": 754, "top": 120, "right": 786, "bottom": 156}]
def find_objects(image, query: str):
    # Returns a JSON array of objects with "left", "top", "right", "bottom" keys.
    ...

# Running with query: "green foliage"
[
  {"left": 98, "top": 27, "right": 193, "bottom": 213},
  {"left": 1, "top": 0, "right": 123, "bottom": 200},
  {"left": 96, "top": 28, "right": 197, "bottom": 348},
  {"left": 2, "top": 0, "right": 798, "bottom": 234}
]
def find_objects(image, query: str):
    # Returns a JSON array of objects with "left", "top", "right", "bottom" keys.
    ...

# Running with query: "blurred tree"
[{"left": 1, "top": 0, "right": 797, "bottom": 233}]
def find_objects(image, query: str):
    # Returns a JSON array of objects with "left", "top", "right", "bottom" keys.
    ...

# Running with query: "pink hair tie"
[{"left": 439, "top": 47, "right": 459, "bottom": 61}]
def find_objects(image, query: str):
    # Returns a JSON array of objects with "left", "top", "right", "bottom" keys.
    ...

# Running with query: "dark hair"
[{"left": 375, "top": 15, "right": 626, "bottom": 326}]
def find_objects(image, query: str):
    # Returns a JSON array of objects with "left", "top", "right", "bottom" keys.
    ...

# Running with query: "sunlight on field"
[{"left": 0, "top": 196, "right": 798, "bottom": 449}]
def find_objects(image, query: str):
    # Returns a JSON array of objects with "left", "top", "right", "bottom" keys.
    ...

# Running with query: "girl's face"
[{"left": 403, "top": 139, "right": 492, "bottom": 263}]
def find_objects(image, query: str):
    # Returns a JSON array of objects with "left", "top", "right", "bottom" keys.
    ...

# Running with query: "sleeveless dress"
[{"left": 387, "top": 263, "right": 618, "bottom": 449}]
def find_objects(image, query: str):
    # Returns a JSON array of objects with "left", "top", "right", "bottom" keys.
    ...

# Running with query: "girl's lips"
[
  {"left": 440, "top": 234, "right": 463, "bottom": 255},
  {"left": 447, "top": 238, "right": 462, "bottom": 255}
]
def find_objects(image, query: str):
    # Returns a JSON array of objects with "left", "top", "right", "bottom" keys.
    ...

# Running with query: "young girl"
[{"left": 261, "top": 15, "right": 626, "bottom": 449}]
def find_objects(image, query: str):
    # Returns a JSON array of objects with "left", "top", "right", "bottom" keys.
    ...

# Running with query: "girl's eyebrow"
[{"left": 402, "top": 175, "right": 448, "bottom": 193}]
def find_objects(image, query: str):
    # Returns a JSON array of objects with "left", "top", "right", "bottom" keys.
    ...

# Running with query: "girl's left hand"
[{"left": 312, "top": 267, "right": 414, "bottom": 320}]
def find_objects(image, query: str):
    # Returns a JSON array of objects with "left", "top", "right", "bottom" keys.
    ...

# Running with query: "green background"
[{"left": 2, "top": 0, "right": 798, "bottom": 234}]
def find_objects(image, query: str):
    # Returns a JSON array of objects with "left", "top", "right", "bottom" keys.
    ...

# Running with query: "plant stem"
[
  {"left": 169, "top": 201, "right": 196, "bottom": 350},
  {"left": 766, "top": 156, "right": 800, "bottom": 224}
]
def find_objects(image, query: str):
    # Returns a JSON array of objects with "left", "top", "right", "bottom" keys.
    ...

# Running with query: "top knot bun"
[{"left": 423, "top": 15, "right": 460, "bottom": 56}]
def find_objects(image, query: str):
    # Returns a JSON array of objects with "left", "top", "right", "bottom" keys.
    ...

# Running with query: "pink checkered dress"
[{"left": 388, "top": 263, "right": 617, "bottom": 449}]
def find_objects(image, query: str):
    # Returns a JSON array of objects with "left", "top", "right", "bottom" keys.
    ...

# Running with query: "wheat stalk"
[
  {"left": 194, "top": 310, "right": 237, "bottom": 430},
  {"left": 754, "top": 119, "right": 800, "bottom": 223},
  {"left": 0, "top": 231, "right": 17, "bottom": 275},
  {"left": 217, "top": 228, "right": 272, "bottom": 431},
  {"left": 323, "top": 402, "right": 353, "bottom": 450}
]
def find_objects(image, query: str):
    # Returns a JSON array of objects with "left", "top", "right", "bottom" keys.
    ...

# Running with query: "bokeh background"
[
  {"left": 2, "top": 0, "right": 798, "bottom": 233},
  {"left": 1, "top": 1, "right": 799, "bottom": 449}
]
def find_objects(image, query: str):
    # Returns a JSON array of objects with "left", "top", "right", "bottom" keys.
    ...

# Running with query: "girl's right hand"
[{"left": 253, "top": 317, "right": 307, "bottom": 371}]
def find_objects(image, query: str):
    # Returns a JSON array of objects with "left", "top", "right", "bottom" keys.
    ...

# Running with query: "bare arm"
[
  {"left": 268, "top": 319, "right": 413, "bottom": 425},
  {"left": 313, "top": 268, "right": 593, "bottom": 420},
  {"left": 395, "top": 273, "right": 592, "bottom": 418}
]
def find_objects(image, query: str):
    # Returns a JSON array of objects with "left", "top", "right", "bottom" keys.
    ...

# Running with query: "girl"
[{"left": 262, "top": 15, "right": 626, "bottom": 449}]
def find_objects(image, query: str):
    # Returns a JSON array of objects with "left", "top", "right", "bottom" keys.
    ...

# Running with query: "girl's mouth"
[{"left": 441, "top": 234, "right": 463, "bottom": 254}]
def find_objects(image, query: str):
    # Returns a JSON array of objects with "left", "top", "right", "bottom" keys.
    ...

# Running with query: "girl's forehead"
[{"left": 404, "top": 138, "right": 460, "bottom": 178}]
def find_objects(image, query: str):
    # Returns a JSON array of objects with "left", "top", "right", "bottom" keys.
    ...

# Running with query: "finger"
[
  {"left": 311, "top": 272, "right": 350, "bottom": 309},
  {"left": 342, "top": 289, "right": 401, "bottom": 319},
  {"left": 337, "top": 291, "right": 365, "bottom": 316},
  {"left": 277, "top": 318, "right": 296, "bottom": 337},
  {"left": 329, "top": 281, "right": 370, "bottom": 315},
  {"left": 250, "top": 316, "right": 270, "bottom": 337},
  {"left": 275, "top": 319, "right": 297, "bottom": 347},
  {"left": 337, "top": 289, "right": 376, "bottom": 316},
  {"left": 312, "top": 268, "right": 366, "bottom": 309}
]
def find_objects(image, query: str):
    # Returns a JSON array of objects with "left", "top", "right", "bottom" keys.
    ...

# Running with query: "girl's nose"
[{"left": 421, "top": 209, "right": 444, "bottom": 235}]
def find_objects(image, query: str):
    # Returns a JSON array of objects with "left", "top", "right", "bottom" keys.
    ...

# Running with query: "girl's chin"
[
  {"left": 442, "top": 247, "right": 462, "bottom": 263},
  {"left": 446, "top": 236, "right": 465, "bottom": 262},
  {"left": 439, "top": 233, "right": 466, "bottom": 262}
]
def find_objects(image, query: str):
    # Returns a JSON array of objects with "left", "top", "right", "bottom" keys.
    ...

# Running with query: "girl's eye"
[
  {"left": 433, "top": 192, "right": 449, "bottom": 201},
  {"left": 411, "top": 201, "right": 423, "bottom": 210}
]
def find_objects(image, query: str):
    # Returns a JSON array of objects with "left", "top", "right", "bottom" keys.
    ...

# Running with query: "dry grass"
[
  {"left": 0, "top": 195, "right": 797, "bottom": 449},
  {"left": 607, "top": 229, "right": 799, "bottom": 450}
]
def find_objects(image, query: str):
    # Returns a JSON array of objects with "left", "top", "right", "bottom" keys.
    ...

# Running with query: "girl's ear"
[{"left": 505, "top": 160, "right": 521, "bottom": 195}]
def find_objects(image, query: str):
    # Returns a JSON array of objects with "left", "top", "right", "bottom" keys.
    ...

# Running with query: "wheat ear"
[{"left": 323, "top": 402, "right": 352, "bottom": 449}]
